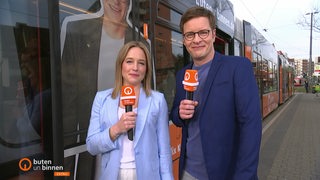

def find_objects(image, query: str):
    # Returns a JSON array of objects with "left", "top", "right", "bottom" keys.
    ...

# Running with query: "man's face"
[
  {"left": 104, "top": 0, "right": 129, "bottom": 24},
  {"left": 183, "top": 16, "right": 216, "bottom": 65}
]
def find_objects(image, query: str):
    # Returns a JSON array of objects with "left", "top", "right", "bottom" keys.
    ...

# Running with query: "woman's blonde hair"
[{"left": 111, "top": 41, "right": 152, "bottom": 98}]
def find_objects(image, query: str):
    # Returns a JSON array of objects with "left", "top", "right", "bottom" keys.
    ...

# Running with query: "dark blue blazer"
[{"left": 170, "top": 52, "right": 262, "bottom": 180}]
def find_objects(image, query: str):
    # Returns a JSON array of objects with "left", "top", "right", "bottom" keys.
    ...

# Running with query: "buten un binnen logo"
[
  {"left": 124, "top": 86, "right": 133, "bottom": 95},
  {"left": 18, "top": 158, "right": 69, "bottom": 176},
  {"left": 19, "top": 158, "right": 32, "bottom": 171}
]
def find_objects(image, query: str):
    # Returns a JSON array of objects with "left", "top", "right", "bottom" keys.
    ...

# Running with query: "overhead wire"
[
  {"left": 236, "top": 0, "right": 280, "bottom": 48},
  {"left": 237, "top": 0, "right": 265, "bottom": 30},
  {"left": 235, "top": 0, "right": 320, "bottom": 58},
  {"left": 264, "top": 0, "right": 280, "bottom": 29}
]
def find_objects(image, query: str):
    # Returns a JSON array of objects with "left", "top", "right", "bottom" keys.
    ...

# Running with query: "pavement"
[{"left": 258, "top": 93, "right": 320, "bottom": 179}]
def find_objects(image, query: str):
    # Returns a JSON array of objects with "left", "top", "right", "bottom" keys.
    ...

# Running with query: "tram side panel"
[{"left": 242, "top": 20, "right": 279, "bottom": 118}]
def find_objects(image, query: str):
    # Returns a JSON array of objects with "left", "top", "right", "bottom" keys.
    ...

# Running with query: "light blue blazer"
[{"left": 86, "top": 88, "right": 173, "bottom": 180}]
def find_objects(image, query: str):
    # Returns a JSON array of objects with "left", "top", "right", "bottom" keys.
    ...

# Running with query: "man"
[
  {"left": 304, "top": 80, "right": 309, "bottom": 93},
  {"left": 170, "top": 6, "right": 262, "bottom": 180}
]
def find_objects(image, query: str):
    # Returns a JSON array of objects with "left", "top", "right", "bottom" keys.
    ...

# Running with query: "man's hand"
[{"left": 179, "top": 99, "right": 198, "bottom": 120}]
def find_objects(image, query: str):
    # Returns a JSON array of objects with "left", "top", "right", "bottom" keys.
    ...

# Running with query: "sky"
[{"left": 229, "top": 0, "right": 320, "bottom": 60}]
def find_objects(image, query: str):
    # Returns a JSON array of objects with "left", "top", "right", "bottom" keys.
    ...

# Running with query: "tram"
[
  {"left": 0, "top": 0, "right": 292, "bottom": 179},
  {"left": 236, "top": 20, "right": 294, "bottom": 118}
]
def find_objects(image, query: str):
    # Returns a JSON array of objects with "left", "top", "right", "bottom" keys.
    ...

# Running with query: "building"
[{"left": 294, "top": 58, "right": 314, "bottom": 77}]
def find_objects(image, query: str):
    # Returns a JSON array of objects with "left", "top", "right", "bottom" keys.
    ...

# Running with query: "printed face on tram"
[{"left": 103, "top": 0, "right": 129, "bottom": 24}]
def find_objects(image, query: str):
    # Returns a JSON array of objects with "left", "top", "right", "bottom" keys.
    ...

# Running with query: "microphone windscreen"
[
  {"left": 182, "top": 69, "right": 199, "bottom": 92},
  {"left": 120, "top": 85, "right": 136, "bottom": 106}
]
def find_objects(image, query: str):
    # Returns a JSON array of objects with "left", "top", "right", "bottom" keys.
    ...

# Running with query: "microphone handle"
[
  {"left": 127, "top": 129, "right": 133, "bottom": 141},
  {"left": 125, "top": 105, "right": 134, "bottom": 141},
  {"left": 125, "top": 105, "right": 132, "bottom": 112},
  {"left": 186, "top": 91, "right": 193, "bottom": 100},
  {"left": 185, "top": 91, "right": 194, "bottom": 124}
]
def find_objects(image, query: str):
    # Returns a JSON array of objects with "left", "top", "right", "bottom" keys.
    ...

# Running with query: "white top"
[
  {"left": 97, "top": 28, "right": 124, "bottom": 91},
  {"left": 118, "top": 107, "right": 137, "bottom": 169}
]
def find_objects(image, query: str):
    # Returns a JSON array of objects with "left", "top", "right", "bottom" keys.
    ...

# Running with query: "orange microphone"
[
  {"left": 120, "top": 85, "right": 136, "bottom": 141},
  {"left": 182, "top": 69, "right": 199, "bottom": 100}
]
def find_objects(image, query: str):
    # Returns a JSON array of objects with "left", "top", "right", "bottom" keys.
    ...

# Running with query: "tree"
[{"left": 297, "top": 6, "right": 320, "bottom": 33}]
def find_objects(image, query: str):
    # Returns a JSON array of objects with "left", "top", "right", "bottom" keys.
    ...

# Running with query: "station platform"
[{"left": 258, "top": 93, "right": 320, "bottom": 179}]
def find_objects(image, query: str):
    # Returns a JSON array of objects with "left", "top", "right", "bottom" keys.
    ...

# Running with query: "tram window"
[
  {"left": 158, "top": 2, "right": 181, "bottom": 26},
  {"left": 215, "top": 36, "right": 228, "bottom": 55},
  {"left": 252, "top": 52, "right": 258, "bottom": 83},
  {"left": 253, "top": 52, "right": 262, "bottom": 94},
  {"left": 252, "top": 52, "right": 258, "bottom": 68},
  {"left": 252, "top": 52, "right": 259, "bottom": 77},
  {"left": 262, "top": 59, "right": 269, "bottom": 92},
  {"left": 0, "top": 0, "right": 51, "bottom": 178},
  {"left": 0, "top": 27, "right": 51, "bottom": 161},
  {"left": 273, "top": 63, "right": 278, "bottom": 91},
  {"left": 233, "top": 39, "right": 242, "bottom": 56},
  {"left": 268, "top": 60, "right": 274, "bottom": 91},
  {"left": 155, "top": 24, "right": 184, "bottom": 110},
  {"left": 261, "top": 59, "right": 278, "bottom": 93}
]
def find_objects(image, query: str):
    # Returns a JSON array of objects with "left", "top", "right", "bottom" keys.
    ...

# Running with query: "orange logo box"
[
  {"left": 182, "top": 69, "right": 199, "bottom": 92},
  {"left": 121, "top": 85, "right": 136, "bottom": 105},
  {"left": 54, "top": 172, "right": 70, "bottom": 177}
]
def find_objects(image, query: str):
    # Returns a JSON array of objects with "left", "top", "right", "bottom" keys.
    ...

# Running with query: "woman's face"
[
  {"left": 122, "top": 47, "right": 147, "bottom": 87},
  {"left": 103, "top": 0, "right": 129, "bottom": 23}
]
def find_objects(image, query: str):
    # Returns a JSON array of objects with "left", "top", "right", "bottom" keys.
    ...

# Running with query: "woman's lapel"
[{"left": 134, "top": 88, "right": 151, "bottom": 147}]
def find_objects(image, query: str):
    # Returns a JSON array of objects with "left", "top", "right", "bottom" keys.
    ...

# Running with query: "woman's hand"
[{"left": 109, "top": 111, "right": 137, "bottom": 141}]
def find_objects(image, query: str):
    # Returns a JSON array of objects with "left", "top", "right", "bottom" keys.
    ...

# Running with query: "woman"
[
  {"left": 86, "top": 41, "right": 173, "bottom": 180},
  {"left": 61, "top": 0, "right": 134, "bottom": 177}
]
